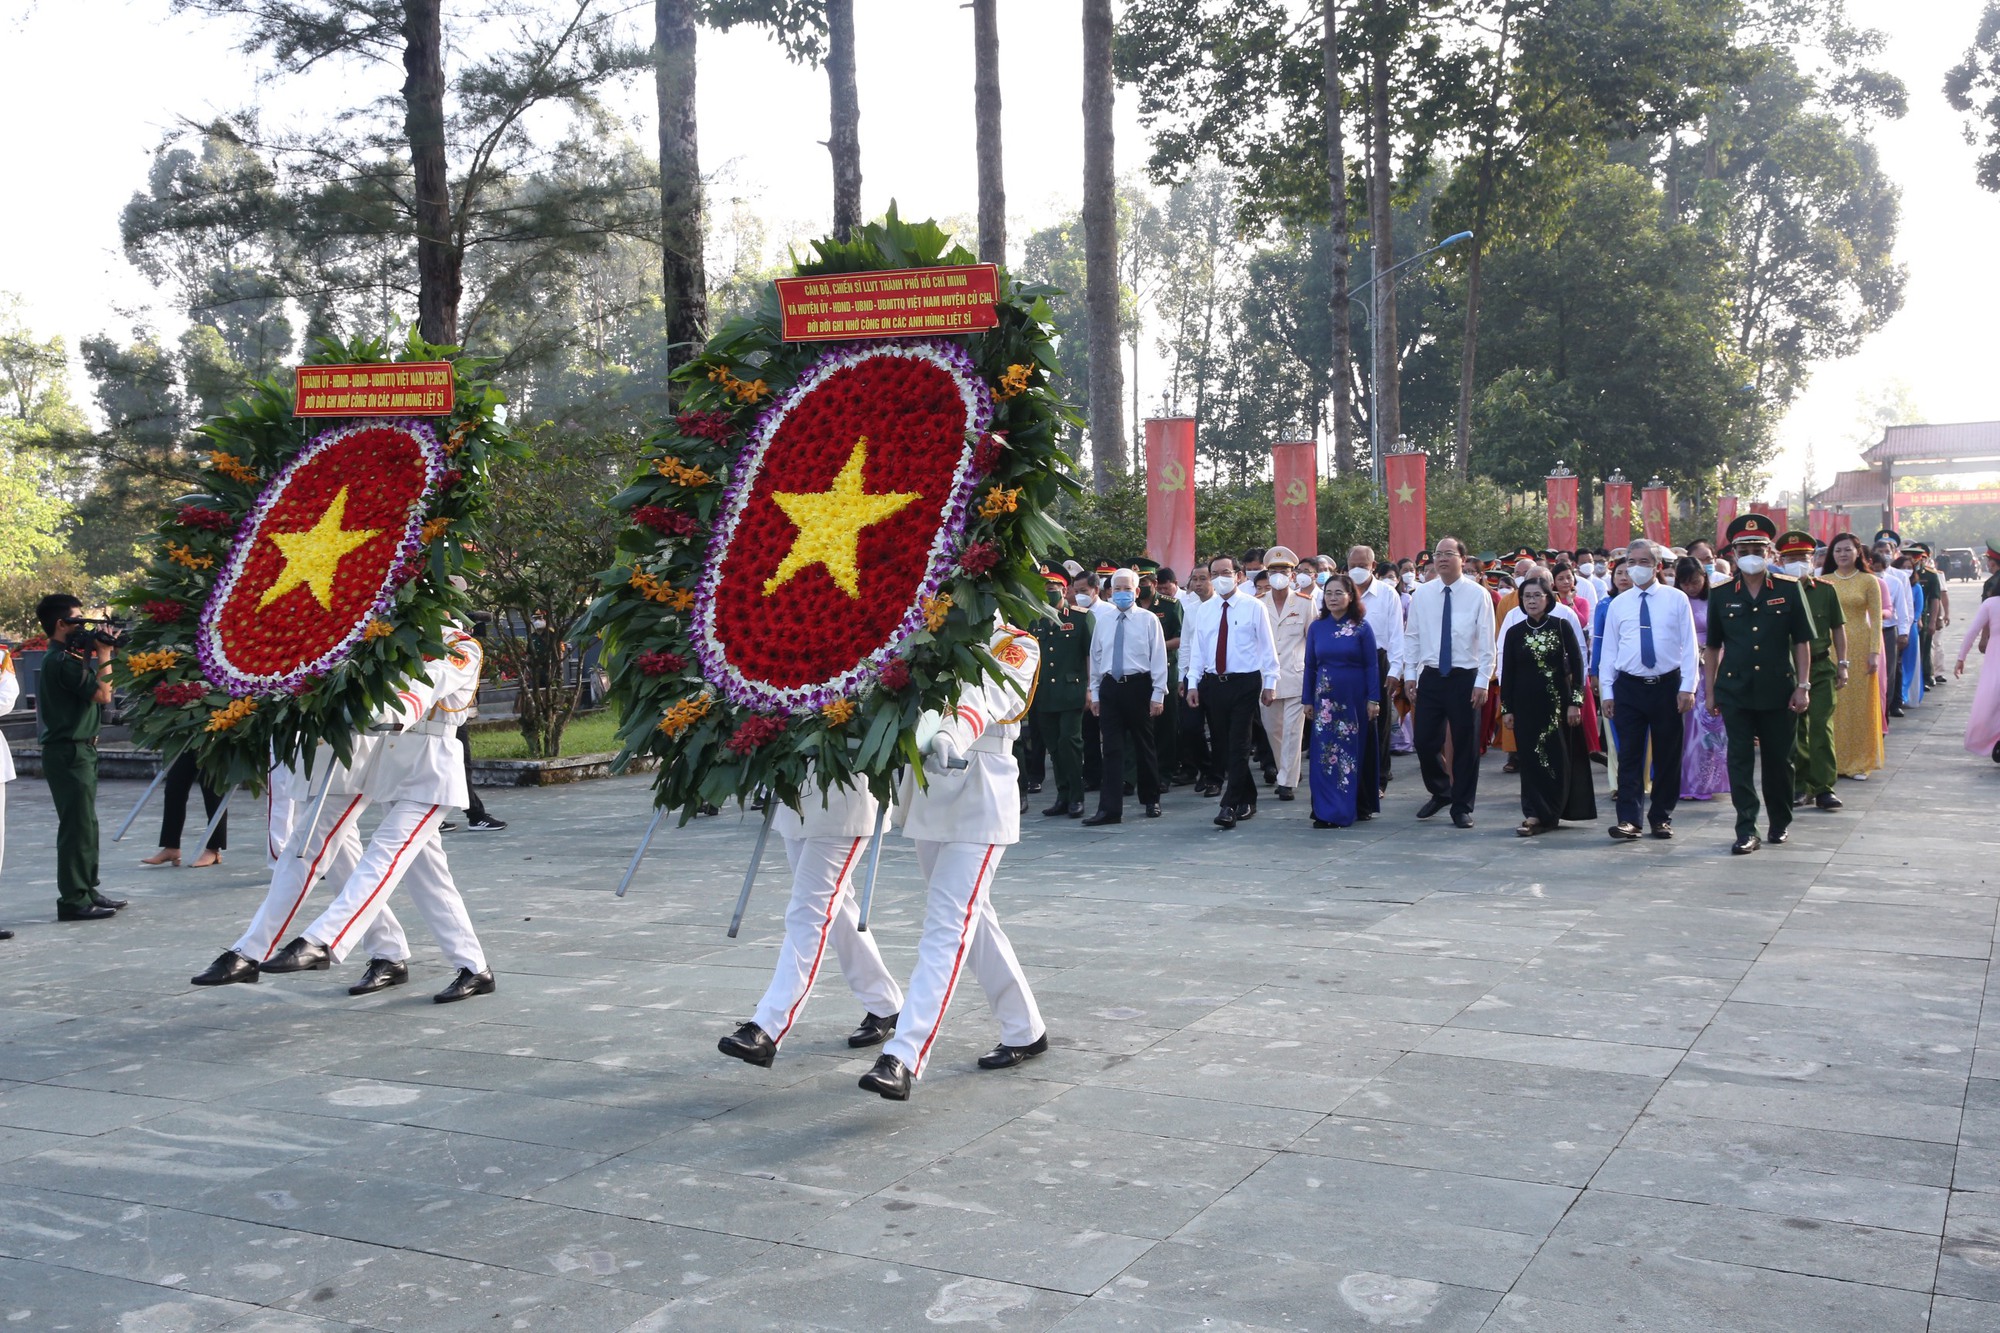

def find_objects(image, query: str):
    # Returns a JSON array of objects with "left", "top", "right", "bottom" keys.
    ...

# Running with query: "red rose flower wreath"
[
  {"left": 581, "top": 208, "right": 1080, "bottom": 819},
  {"left": 114, "top": 334, "right": 515, "bottom": 791}
]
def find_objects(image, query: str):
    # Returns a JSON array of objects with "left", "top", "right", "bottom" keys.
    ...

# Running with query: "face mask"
[
  {"left": 1784, "top": 560, "right": 1809, "bottom": 577},
  {"left": 1400, "top": 572, "right": 1416, "bottom": 590},
  {"left": 1316, "top": 570, "right": 1332, "bottom": 586},
  {"left": 1577, "top": 563, "right": 1594, "bottom": 577},
  {"left": 1736, "top": 554, "right": 1768, "bottom": 576},
  {"left": 1291, "top": 573, "right": 1313, "bottom": 591},
  {"left": 1212, "top": 575, "right": 1236, "bottom": 597},
  {"left": 1110, "top": 590, "right": 1135, "bottom": 610},
  {"left": 1628, "top": 564, "right": 1656, "bottom": 588},
  {"left": 1073, "top": 593, "right": 1094, "bottom": 608},
  {"left": 1348, "top": 567, "right": 1371, "bottom": 585}
]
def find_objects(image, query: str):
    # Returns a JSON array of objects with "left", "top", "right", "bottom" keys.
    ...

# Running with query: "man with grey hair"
[
  {"left": 1082, "top": 568, "right": 1169, "bottom": 825},
  {"left": 1599, "top": 537, "right": 1700, "bottom": 840}
]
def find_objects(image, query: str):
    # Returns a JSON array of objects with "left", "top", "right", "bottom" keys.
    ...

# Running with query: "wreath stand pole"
[
  {"left": 613, "top": 805, "right": 667, "bottom": 899},
  {"left": 196, "top": 787, "right": 235, "bottom": 854},
  {"left": 288, "top": 777, "right": 337, "bottom": 862},
  {"left": 112, "top": 765, "right": 172, "bottom": 842},
  {"left": 854, "top": 802, "right": 891, "bottom": 933},
  {"left": 726, "top": 804, "right": 778, "bottom": 938}
]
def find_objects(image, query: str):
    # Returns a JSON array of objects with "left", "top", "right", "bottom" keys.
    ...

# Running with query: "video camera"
[{"left": 64, "top": 617, "right": 127, "bottom": 652}]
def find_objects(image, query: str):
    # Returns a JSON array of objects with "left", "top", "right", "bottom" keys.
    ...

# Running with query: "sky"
[{"left": 1, "top": 0, "right": 1994, "bottom": 498}]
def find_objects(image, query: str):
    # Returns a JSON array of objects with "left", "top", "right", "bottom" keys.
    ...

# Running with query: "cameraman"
[{"left": 34, "top": 595, "right": 125, "bottom": 923}]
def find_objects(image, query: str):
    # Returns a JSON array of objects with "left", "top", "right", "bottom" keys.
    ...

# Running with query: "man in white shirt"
[
  {"left": 1875, "top": 530, "right": 1914, "bottom": 716},
  {"left": 1182, "top": 555, "right": 1280, "bottom": 829},
  {"left": 1083, "top": 569, "right": 1169, "bottom": 825},
  {"left": 1256, "top": 546, "right": 1313, "bottom": 801},
  {"left": 1401, "top": 537, "right": 1494, "bottom": 828},
  {"left": 1348, "top": 545, "right": 1404, "bottom": 795},
  {"left": 1599, "top": 540, "right": 1701, "bottom": 839}
]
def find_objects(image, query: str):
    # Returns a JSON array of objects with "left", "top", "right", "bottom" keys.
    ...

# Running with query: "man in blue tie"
[{"left": 1598, "top": 540, "right": 1700, "bottom": 841}]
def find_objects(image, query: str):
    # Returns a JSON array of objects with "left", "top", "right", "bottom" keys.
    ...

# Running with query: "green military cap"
[
  {"left": 1132, "top": 556, "right": 1160, "bottom": 573},
  {"left": 1725, "top": 511, "right": 1779, "bottom": 545},
  {"left": 1776, "top": 529, "right": 1816, "bottom": 557},
  {"left": 1873, "top": 528, "right": 1901, "bottom": 548},
  {"left": 1987, "top": 537, "right": 2000, "bottom": 560}
]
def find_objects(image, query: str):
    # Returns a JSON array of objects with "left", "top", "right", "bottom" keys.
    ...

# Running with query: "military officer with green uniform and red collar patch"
[
  {"left": 1778, "top": 529, "right": 1848, "bottom": 812},
  {"left": 1704, "top": 513, "right": 1816, "bottom": 854}
]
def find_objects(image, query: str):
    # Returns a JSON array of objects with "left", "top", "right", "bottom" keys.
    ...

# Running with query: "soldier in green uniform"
[
  {"left": 33, "top": 595, "right": 123, "bottom": 921},
  {"left": 1909, "top": 543, "right": 1947, "bottom": 687},
  {"left": 1032, "top": 572, "right": 1092, "bottom": 818},
  {"left": 1704, "top": 515, "right": 1816, "bottom": 855},
  {"left": 1982, "top": 537, "right": 2000, "bottom": 604},
  {"left": 1778, "top": 531, "right": 1849, "bottom": 813}
]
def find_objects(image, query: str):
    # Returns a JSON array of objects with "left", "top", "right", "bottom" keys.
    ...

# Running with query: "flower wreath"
[
  {"left": 114, "top": 333, "right": 516, "bottom": 792},
  {"left": 581, "top": 207, "right": 1080, "bottom": 819}
]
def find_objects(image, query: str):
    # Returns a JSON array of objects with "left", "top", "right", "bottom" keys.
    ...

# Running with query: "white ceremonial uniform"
[
  {"left": 233, "top": 741, "right": 409, "bottom": 964},
  {"left": 1256, "top": 587, "right": 1312, "bottom": 788},
  {"left": 750, "top": 774, "right": 905, "bottom": 1044},
  {"left": 300, "top": 629, "right": 486, "bottom": 973},
  {"left": 0, "top": 647, "right": 16, "bottom": 890},
  {"left": 884, "top": 626, "right": 1046, "bottom": 1079}
]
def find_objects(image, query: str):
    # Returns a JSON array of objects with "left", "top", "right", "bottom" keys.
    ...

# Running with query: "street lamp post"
[{"left": 1347, "top": 230, "right": 1473, "bottom": 492}]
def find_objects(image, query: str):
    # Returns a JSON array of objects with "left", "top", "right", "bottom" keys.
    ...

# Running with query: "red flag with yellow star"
[{"left": 1387, "top": 449, "right": 1427, "bottom": 562}]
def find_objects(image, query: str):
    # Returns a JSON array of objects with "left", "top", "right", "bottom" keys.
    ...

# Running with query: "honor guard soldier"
[
  {"left": 190, "top": 738, "right": 411, "bottom": 990},
  {"left": 1033, "top": 571, "right": 1091, "bottom": 819},
  {"left": 1779, "top": 530, "right": 1848, "bottom": 813},
  {"left": 263, "top": 624, "right": 495, "bottom": 1002},
  {"left": 1909, "top": 543, "right": 1947, "bottom": 687},
  {"left": 859, "top": 623, "right": 1048, "bottom": 1101},
  {"left": 716, "top": 772, "right": 905, "bottom": 1067},
  {"left": 1703, "top": 514, "right": 1815, "bottom": 854}
]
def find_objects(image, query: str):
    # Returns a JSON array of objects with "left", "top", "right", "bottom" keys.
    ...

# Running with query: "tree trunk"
[
  {"left": 656, "top": 0, "right": 707, "bottom": 379},
  {"left": 1081, "top": 0, "right": 1126, "bottom": 493},
  {"left": 1324, "top": 0, "right": 1354, "bottom": 475},
  {"left": 972, "top": 0, "right": 1005, "bottom": 265},
  {"left": 1454, "top": 238, "right": 1483, "bottom": 474},
  {"left": 1367, "top": 0, "right": 1397, "bottom": 460},
  {"left": 1454, "top": 2, "right": 1511, "bottom": 476},
  {"left": 402, "top": 0, "right": 457, "bottom": 345},
  {"left": 826, "top": 0, "right": 862, "bottom": 240}
]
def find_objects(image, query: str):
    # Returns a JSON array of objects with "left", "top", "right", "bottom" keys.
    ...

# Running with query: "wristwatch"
[{"left": 1836, "top": 659, "right": 1849, "bottom": 666}]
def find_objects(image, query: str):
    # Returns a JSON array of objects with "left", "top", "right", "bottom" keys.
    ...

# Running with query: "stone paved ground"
[{"left": 2, "top": 653, "right": 1997, "bottom": 1332}]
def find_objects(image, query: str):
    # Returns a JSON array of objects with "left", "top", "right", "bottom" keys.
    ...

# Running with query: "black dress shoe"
[
  {"left": 1026, "top": 780, "right": 1043, "bottom": 794},
  {"left": 718, "top": 1021, "right": 777, "bottom": 1066},
  {"left": 1262, "top": 770, "right": 1278, "bottom": 786},
  {"left": 1066, "top": 801, "right": 1084, "bottom": 818},
  {"left": 1081, "top": 812, "right": 1121, "bottom": 827},
  {"left": 191, "top": 949, "right": 258, "bottom": 986},
  {"left": 1236, "top": 804, "right": 1256, "bottom": 821},
  {"left": 1816, "top": 792, "right": 1842, "bottom": 811},
  {"left": 1732, "top": 834, "right": 1761, "bottom": 855},
  {"left": 433, "top": 967, "right": 495, "bottom": 1003},
  {"left": 1767, "top": 828, "right": 1789, "bottom": 845},
  {"left": 1313, "top": 818, "right": 1337, "bottom": 829},
  {"left": 1888, "top": 706, "right": 1906, "bottom": 718},
  {"left": 262, "top": 936, "right": 330, "bottom": 972},
  {"left": 1609, "top": 823, "right": 1642, "bottom": 841},
  {"left": 57, "top": 902, "right": 117, "bottom": 922},
  {"left": 978, "top": 1033, "right": 1049, "bottom": 1069},
  {"left": 1214, "top": 807, "right": 1237, "bottom": 829},
  {"left": 1041, "top": 801, "right": 1069, "bottom": 817},
  {"left": 1275, "top": 786, "right": 1295, "bottom": 801},
  {"left": 1451, "top": 812, "right": 1474, "bottom": 829},
  {"left": 1145, "top": 803, "right": 1162, "bottom": 818},
  {"left": 91, "top": 891, "right": 129, "bottom": 911},
  {"left": 1649, "top": 822, "right": 1673, "bottom": 840},
  {"left": 348, "top": 958, "right": 409, "bottom": 995},
  {"left": 1417, "top": 796, "right": 1449, "bottom": 820},
  {"left": 847, "top": 1011, "right": 897, "bottom": 1048},
  {"left": 859, "top": 1053, "right": 911, "bottom": 1100},
  {"left": 0, "top": 929, "right": 11, "bottom": 940}
]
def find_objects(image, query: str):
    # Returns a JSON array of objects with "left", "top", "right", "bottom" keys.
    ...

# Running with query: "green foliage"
[{"left": 1947, "top": 3, "right": 2000, "bottom": 192}]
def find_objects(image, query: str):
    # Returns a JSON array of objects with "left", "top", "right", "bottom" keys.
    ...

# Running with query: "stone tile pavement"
[{"left": 1, "top": 655, "right": 1996, "bottom": 1330}]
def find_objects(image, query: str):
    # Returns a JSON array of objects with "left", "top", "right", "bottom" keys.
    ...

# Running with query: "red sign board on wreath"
[
  {"left": 775, "top": 265, "right": 1000, "bottom": 342},
  {"left": 296, "top": 362, "right": 455, "bottom": 417}
]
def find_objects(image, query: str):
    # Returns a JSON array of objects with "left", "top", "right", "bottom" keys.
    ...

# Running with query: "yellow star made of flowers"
[
  {"left": 259, "top": 486, "right": 384, "bottom": 610},
  {"left": 763, "top": 437, "right": 917, "bottom": 598}
]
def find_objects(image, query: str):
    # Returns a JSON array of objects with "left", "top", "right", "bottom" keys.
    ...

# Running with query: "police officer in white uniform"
[
  {"left": 263, "top": 625, "right": 493, "bottom": 1002},
  {"left": 0, "top": 643, "right": 16, "bottom": 940},
  {"left": 716, "top": 773, "right": 904, "bottom": 1065},
  {"left": 190, "top": 739, "right": 411, "bottom": 990},
  {"left": 1256, "top": 546, "right": 1312, "bottom": 801},
  {"left": 859, "top": 624, "right": 1048, "bottom": 1100}
]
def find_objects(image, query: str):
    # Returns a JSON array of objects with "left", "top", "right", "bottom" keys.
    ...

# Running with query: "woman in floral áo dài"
[{"left": 1302, "top": 573, "right": 1380, "bottom": 829}]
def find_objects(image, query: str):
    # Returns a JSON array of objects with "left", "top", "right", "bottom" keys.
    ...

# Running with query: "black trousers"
[
  {"left": 159, "top": 750, "right": 226, "bottom": 851},
  {"left": 1179, "top": 686, "right": 1215, "bottom": 783},
  {"left": 1019, "top": 711, "right": 1048, "bottom": 785},
  {"left": 1611, "top": 670, "right": 1686, "bottom": 829},
  {"left": 1201, "top": 671, "right": 1264, "bottom": 811},
  {"left": 1883, "top": 628, "right": 1902, "bottom": 711},
  {"left": 1374, "top": 647, "right": 1394, "bottom": 791},
  {"left": 1095, "top": 675, "right": 1161, "bottom": 817},
  {"left": 457, "top": 725, "right": 489, "bottom": 822},
  {"left": 1413, "top": 666, "right": 1479, "bottom": 816}
]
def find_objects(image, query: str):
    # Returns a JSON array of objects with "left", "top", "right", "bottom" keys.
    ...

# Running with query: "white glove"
[{"left": 924, "top": 729, "right": 964, "bottom": 775}]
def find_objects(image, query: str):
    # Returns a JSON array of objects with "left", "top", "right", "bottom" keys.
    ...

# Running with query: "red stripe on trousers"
[
  {"left": 914, "top": 844, "right": 997, "bottom": 1076},
  {"left": 325, "top": 805, "right": 437, "bottom": 953},
  {"left": 263, "top": 795, "right": 365, "bottom": 960},
  {"left": 772, "top": 837, "right": 864, "bottom": 1043}
]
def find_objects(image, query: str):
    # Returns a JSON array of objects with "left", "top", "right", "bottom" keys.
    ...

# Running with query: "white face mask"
[
  {"left": 1577, "top": 562, "right": 1594, "bottom": 577},
  {"left": 1212, "top": 575, "right": 1236, "bottom": 597},
  {"left": 1784, "top": 560, "right": 1809, "bottom": 577},
  {"left": 1735, "top": 553, "right": 1768, "bottom": 576},
  {"left": 1628, "top": 564, "right": 1656, "bottom": 588},
  {"left": 1348, "top": 567, "right": 1372, "bottom": 585},
  {"left": 1292, "top": 572, "right": 1313, "bottom": 591},
  {"left": 1073, "top": 592, "right": 1094, "bottom": 608}
]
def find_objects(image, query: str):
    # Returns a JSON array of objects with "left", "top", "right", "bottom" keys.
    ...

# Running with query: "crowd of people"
[{"left": 1019, "top": 522, "right": 1996, "bottom": 854}]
